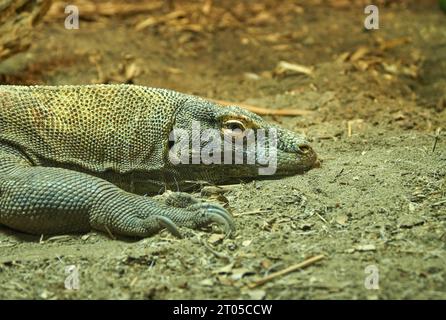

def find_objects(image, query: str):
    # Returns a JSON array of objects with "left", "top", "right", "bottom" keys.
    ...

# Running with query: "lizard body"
[{"left": 0, "top": 84, "right": 317, "bottom": 238}]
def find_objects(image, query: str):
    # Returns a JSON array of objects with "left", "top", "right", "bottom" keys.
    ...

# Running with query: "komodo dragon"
[{"left": 0, "top": 85, "right": 318, "bottom": 238}]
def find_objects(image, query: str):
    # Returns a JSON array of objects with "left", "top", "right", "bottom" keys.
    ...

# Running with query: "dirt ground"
[{"left": 0, "top": 0, "right": 445, "bottom": 299}]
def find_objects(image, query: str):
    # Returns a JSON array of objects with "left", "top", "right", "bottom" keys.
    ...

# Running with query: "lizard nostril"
[{"left": 298, "top": 145, "right": 312, "bottom": 154}]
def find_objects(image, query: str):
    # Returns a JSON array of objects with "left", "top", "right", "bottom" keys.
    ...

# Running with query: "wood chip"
[
  {"left": 378, "top": 37, "right": 410, "bottom": 51},
  {"left": 349, "top": 46, "right": 370, "bottom": 62},
  {"left": 274, "top": 61, "right": 313, "bottom": 77},
  {"left": 135, "top": 10, "right": 186, "bottom": 31},
  {"left": 354, "top": 244, "right": 376, "bottom": 252}
]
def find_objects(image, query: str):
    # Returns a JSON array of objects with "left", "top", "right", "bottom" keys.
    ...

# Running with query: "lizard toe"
[
  {"left": 190, "top": 202, "right": 235, "bottom": 237},
  {"left": 153, "top": 215, "right": 183, "bottom": 239},
  {"left": 164, "top": 191, "right": 200, "bottom": 208}
]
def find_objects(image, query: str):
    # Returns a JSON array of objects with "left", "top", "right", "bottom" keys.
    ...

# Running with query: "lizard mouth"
[{"left": 277, "top": 144, "right": 319, "bottom": 174}]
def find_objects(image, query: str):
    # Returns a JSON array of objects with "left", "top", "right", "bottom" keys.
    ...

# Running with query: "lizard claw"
[
  {"left": 154, "top": 215, "right": 183, "bottom": 239},
  {"left": 191, "top": 203, "right": 235, "bottom": 237}
]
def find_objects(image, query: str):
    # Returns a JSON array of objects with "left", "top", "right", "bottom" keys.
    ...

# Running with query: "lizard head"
[{"left": 166, "top": 95, "right": 319, "bottom": 185}]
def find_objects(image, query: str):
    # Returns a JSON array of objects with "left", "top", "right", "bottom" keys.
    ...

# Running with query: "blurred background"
[{"left": 1, "top": 0, "right": 445, "bottom": 131}]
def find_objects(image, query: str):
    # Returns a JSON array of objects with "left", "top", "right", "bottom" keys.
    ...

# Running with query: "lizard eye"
[{"left": 223, "top": 119, "right": 246, "bottom": 132}]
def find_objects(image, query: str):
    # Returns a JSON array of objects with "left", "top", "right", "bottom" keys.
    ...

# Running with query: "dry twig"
[
  {"left": 248, "top": 254, "right": 325, "bottom": 288},
  {"left": 212, "top": 99, "right": 312, "bottom": 117}
]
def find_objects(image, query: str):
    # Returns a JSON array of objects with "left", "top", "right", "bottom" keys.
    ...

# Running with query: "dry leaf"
[
  {"left": 349, "top": 46, "right": 370, "bottom": 62},
  {"left": 213, "top": 263, "right": 235, "bottom": 275},
  {"left": 231, "top": 268, "right": 254, "bottom": 280},
  {"left": 355, "top": 244, "right": 376, "bottom": 252},
  {"left": 217, "top": 275, "right": 234, "bottom": 286},
  {"left": 242, "top": 240, "right": 252, "bottom": 247},
  {"left": 335, "top": 214, "right": 348, "bottom": 226},
  {"left": 208, "top": 233, "right": 225, "bottom": 244},
  {"left": 247, "top": 289, "right": 266, "bottom": 300},
  {"left": 199, "top": 278, "right": 214, "bottom": 286}
]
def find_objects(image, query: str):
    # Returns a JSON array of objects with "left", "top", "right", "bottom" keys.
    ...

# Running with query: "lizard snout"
[
  {"left": 297, "top": 143, "right": 312, "bottom": 154},
  {"left": 296, "top": 142, "right": 319, "bottom": 169}
]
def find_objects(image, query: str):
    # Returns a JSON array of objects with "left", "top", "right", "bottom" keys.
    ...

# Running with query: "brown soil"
[{"left": 0, "top": 0, "right": 445, "bottom": 299}]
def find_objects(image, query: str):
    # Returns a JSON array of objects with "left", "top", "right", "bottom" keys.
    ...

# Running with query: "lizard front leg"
[
  {"left": 0, "top": 151, "right": 234, "bottom": 238},
  {"left": 90, "top": 190, "right": 234, "bottom": 238}
]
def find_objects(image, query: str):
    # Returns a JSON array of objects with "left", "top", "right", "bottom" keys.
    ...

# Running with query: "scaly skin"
[{"left": 0, "top": 85, "right": 318, "bottom": 238}]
